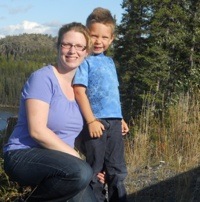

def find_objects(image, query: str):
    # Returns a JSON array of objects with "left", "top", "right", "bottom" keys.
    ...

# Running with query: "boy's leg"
[
  {"left": 83, "top": 122, "right": 109, "bottom": 202},
  {"left": 104, "top": 119, "right": 128, "bottom": 202}
]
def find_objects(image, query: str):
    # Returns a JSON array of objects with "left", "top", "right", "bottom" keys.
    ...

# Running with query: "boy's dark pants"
[{"left": 76, "top": 119, "right": 128, "bottom": 202}]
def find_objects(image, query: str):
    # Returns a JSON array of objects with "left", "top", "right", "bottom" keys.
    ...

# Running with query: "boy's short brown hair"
[{"left": 86, "top": 7, "right": 116, "bottom": 36}]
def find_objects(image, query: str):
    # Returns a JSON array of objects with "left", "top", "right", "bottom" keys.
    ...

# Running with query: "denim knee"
[{"left": 72, "top": 161, "right": 93, "bottom": 190}]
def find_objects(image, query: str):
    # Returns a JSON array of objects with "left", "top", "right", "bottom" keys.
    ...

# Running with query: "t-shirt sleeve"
[
  {"left": 22, "top": 70, "right": 53, "bottom": 104},
  {"left": 73, "top": 60, "right": 89, "bottom": 87}
]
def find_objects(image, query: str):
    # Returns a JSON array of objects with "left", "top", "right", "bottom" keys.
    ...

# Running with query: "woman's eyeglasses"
[{"left": 61, "top": 43, "right": 86, "bottom": 51}]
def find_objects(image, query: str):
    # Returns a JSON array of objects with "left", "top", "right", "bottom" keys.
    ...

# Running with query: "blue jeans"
[
  {"left": 76, "top": 119, "right": 127, "bottom": 202},
  {"left": 4, "top": 148, "right": 97, "bottom": 202}
]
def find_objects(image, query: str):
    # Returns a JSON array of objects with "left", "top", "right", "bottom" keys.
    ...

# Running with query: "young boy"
[{"left": 73, "top": 7, "right": 129, "bottom": 202}]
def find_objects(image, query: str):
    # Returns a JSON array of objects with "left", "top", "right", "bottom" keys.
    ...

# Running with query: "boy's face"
[{"left": 89, "top": 23, "right": 114, "bottom": 54}]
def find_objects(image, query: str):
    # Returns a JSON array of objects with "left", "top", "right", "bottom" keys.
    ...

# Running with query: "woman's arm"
[{"left": 26, "top": 99, "right": 80, "bottom": 158}]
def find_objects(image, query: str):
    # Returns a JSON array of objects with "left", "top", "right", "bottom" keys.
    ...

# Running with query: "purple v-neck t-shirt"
[{"left": 4, "top": 65, "right": 83, "bottom": 153}]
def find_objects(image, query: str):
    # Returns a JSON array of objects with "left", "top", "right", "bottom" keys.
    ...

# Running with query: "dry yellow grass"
[{"left": 124, "top": 90, "right": 200, "bottom": 200}]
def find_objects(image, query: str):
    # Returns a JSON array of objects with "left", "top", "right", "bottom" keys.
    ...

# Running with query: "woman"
[{"left": 3, "top": 22, "right": 100, "bottom": 202}]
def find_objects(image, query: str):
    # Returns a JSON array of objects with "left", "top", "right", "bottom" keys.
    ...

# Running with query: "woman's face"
[{"left": 58, "top": 30, "right": 88, "bottom": 71}]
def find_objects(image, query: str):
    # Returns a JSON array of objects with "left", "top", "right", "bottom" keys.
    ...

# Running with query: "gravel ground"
[{"left": 125, "top": 161, "right": 200, "bottom": 202}]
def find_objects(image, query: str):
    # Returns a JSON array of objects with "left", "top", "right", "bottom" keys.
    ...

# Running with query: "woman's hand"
[{"left": 97, "top": 171, "right": 106, "bottom": 184}]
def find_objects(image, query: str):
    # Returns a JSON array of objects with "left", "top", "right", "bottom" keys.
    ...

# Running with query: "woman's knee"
[
  {"left": 61, "top": 158, "right": 93, "bottom": 190},
  {"left": 75, "top": 161, "right": 93, "bottom": 188}
]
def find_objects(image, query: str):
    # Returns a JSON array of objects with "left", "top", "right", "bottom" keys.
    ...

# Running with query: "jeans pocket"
[{"left": 99, "top": 119, "right": 110, "bottom": 130}]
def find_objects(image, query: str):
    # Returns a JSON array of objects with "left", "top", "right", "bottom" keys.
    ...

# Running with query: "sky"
[{"left": 0, "top": 0, "right": 124, "bottom": 38}]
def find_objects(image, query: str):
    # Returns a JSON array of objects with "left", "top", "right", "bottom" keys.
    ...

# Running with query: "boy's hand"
[
  {"left": 122, "top": 119, "right": 129, "bottom": 135},
  {"left": 88, "top": 120, "right": 105, "bottom": 138}
]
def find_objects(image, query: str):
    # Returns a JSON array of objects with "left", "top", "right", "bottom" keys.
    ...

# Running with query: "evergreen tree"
[
  {"left": 114, "top": 0, "right": 200, "bottom": 120},
  {"left": 114, "top": 0, "right": 154, "bottom": 119}
]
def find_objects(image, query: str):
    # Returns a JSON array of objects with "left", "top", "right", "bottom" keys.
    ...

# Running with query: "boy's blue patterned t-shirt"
[{"left": 73, "top": 53, "right": 122, "bottom": 119}]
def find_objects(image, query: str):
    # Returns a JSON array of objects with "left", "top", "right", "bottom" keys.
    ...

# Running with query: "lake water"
[{"left": 0, "top": 107, "right": 18, "bottom": 131}]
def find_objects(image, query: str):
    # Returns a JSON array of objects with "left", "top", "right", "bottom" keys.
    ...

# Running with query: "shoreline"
[{"left": 0, "top": 107, "right": 18, "bottom": 132}]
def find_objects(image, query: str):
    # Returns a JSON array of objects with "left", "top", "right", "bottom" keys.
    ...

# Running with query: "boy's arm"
[{"left": 74, "top": 85, "right": 105, "bottom": 138}]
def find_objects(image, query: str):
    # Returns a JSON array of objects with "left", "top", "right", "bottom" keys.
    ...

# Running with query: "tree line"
[
  {"left": 0, "top": 0, "right": 199, "bottom": 121},
  {"left": 0, "top": 34, "right": 57, "bottom": 106}
]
